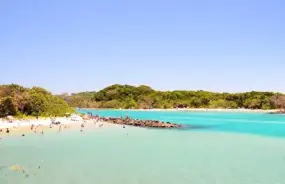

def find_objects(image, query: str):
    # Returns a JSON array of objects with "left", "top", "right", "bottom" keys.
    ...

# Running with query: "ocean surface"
[
  {"left": 1, "top": 110, "right": 285, "bottom": 184},
  {"left": 80, "top": 109, "right": 285, "bottom": 138}
]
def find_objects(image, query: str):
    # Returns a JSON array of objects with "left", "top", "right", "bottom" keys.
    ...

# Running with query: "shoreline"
[
  {"left": 1, "top": 108, "right": 282, "bottom": 137},
  {"left": 79, "top": 108, "right": 278, "bottom": 113},
  {"left": 0, "top": 118, "right": 119, "bottom": 136}
]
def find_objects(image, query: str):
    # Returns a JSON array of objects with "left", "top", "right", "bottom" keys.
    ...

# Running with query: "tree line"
[
  {"left": 0, "top": 84, "right": 74, "bottom": 117},
  {"left": 59, "top": 84, "right": 285, "bottom": 110}
]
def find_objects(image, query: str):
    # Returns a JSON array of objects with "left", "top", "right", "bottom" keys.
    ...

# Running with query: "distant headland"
[
  {"left": 1, "top": 84, "right": 285, "bottom": 119},
  {"left": 58, "top": 84, "right": 285, "bottom": 112}
]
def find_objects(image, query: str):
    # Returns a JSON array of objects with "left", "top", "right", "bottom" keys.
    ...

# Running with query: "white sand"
[
  {"left": 0, "top": 117, "right": 84, "bottom": 129},
  {"left": 0, "top": 117, "right": 123, "bottom": 136}
]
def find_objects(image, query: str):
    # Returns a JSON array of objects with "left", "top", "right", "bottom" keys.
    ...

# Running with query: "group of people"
[
  {"left": 30, "top": 124, "right": 44, "bottom": 135},
  {"left": 0, "top": 128, "right": 10, "bottom": 134},
  {"left": 0, "top": 113, "right": 107, "bottom": 137}
]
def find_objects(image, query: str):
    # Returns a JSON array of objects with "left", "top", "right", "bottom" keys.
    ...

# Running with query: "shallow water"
[
  {"left": 1, "top": 111, "right": 285, "bottom": 184},
  {"left": 80, "top": 109, "right": 285, "bottom": 137}
]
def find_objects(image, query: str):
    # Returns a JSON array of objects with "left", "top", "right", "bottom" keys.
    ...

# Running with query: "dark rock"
[{"left": 94, "top": 116, "right": 181, "bottom": 128}]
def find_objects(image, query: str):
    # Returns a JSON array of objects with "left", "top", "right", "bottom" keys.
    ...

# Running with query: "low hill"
[
  {"left": 59, "top": 84, "right": 284, "bottom": 110},
  {"left": 0, "top": 84, "right": 74, "bottom": 117}
]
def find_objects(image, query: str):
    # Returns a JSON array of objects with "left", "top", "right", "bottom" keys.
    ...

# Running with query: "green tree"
[
  {"left": 0, "top": 97, "right": 18, "bottom": 117},
  {"left": 0, "top": 84, "right": 74, "bottom": 117},
  {"left": 124, "top": 98, "right": 137, "bottom": 109},
  {"left": 244, "top": 99, "right": 261, "bottom": 109},
  {"left": 60, "top": 84, "right": 279, "bottom": 110}
]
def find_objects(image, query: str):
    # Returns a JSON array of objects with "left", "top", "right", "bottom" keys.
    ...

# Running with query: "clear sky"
[{"left": 0, "top": 0, "right": 284, "bottom": 94}]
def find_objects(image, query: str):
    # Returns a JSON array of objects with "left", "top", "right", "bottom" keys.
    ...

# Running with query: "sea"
[{"left": 1, "top": 110, "right": 285, "bottom": 184}]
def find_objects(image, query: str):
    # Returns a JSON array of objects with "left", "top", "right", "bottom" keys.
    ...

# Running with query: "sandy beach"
[{"left": 0, "top": 117, "right": 119, "bottom": 136}]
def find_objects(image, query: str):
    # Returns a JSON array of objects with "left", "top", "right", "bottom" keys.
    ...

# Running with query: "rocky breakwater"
[{"left": 95, "top": 116, "right": 181, "bottom": 128}]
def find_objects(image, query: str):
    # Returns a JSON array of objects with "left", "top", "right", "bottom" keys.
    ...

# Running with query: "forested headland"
[
  {"left": 59, "top": 84, "right": 285, "bottom": 110},
  {"left": 0, "top": 84, "right": 74, "bottom": 117},
  {"left": 1, "top": 84, "right": 284, "bottom": 118}
]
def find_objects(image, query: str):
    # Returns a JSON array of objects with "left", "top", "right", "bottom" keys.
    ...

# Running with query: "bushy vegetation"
[
  {"left": 0, "top": 84, "right": 74, "bottom": 117},
  {"left": 59, "top": 84, "right": 284, "bottom": 110}
]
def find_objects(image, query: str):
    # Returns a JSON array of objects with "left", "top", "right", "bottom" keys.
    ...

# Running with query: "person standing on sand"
[
  {"left": 80, "top": 123, "right": 84, "bottom": 132},
  {"left": 31, "top": 124, "right": 34, "bottom": 131}
]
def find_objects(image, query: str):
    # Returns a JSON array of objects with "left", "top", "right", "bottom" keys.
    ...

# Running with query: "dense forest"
[
  {"left": 1, "top": 84, "right": 284, "bottom": 117},
  {"left": 59, "top": 84, "right": 285, "bottom": 110},
  {"left": 0, "top": 84, "right": 74, "bottom": 117}
]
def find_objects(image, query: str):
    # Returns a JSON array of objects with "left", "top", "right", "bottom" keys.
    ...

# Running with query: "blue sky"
[{"left": 0, "top": 0, "right": 284, "bottom": 94}]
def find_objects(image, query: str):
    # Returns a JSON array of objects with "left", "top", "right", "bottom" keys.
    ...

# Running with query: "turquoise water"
[
  {"left": 1, "top": 110, "right": 285, "bottom": 184},
  {"left": 80, "top": 109, "right": 285, "bottom": 137}
]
